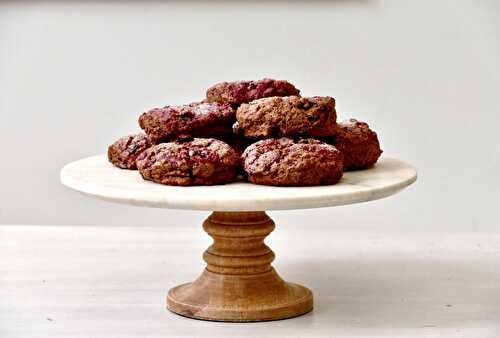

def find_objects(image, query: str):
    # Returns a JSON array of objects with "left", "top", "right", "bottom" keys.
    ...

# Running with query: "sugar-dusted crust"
[
  {"left": 206, "top": 78, "right": 300, "bottom": 107},
  {"left": 242, "top": 138, "right": 344, "bottom": 186},
  {"left": 107, "top": 133, "right": 152, "bottom": 170},
  {"left": 333, "top": 119, "right": 382, "bottom": 170},
  {"left": 236, "top": 96, "right": 337, "bottom": 139},
  {"left": 136, "top": 138, "right": 239, "bottom": 186},
  {"left": 138, "top": 102, "right": 235, "bottom": 143}
]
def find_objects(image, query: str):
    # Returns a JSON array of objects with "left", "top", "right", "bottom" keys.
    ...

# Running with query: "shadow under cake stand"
[{"left": 60, "top": 155, "right": 417, "bottom": 322}]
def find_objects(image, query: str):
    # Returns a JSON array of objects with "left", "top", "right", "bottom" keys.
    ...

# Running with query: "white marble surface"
[
  {"left": 2, "top": 224, "right": 499, "bottom": 338},
  {"left": 60, "top": 155, "right": 416, "bottom": 211}
]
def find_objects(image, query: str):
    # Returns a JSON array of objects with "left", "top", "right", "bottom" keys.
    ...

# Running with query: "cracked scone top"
[
  {"left": 139, "top": 102, "right": 235, "bottom": 143},
  {"left": 242, "top": 138, "right": 344, "bottom": 186},
  {"left": 333, "top": 119, "right": 382, "bottom": 170},
  {"left": 206, "top": 78, "right": 300, "bottom": 107},
  {"left": 236, "top": 96, "right": 337, "bottom": 139},
  {"left": 107, "top": 133, "right": 152, "bottom": 170},
  {"left": 136, "top": 138, "right": 240, "bottom": 186}
]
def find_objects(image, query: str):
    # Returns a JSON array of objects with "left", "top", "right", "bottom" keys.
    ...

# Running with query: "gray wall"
[{"left": 1, "top": 1, "right": 499, "bottom": 231}]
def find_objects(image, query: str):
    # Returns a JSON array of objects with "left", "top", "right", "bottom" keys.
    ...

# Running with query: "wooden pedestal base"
[{"left": 167, "top": 211, "right": 313, "bottom": 322}]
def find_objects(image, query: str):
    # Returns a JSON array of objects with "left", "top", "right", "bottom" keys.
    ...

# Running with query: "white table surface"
[{"left": 2, "top": 224, "right": 499, "bottom": 338}]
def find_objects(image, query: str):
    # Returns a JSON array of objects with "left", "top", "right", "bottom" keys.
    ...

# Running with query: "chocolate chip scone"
[
  {"left": 242, "top": 138, "right": 344, "bottom": 186},
  {"left": 136, "top": 138, "right": 239, "bottom": 186},
  {"left": 236, "top": 96, "right": 337, "bottom": 139},
  {"left": 138, "top": 102, "right": 235, "bottom": 143},
  {"left": 107, "top": 133, "right": 152, "bottom": 170},
  {"left": 206, "top": 78, "right": 300, "bottom": 107},
  {"left": 333, "top": 119, "right": 382, "bottom": 170}
]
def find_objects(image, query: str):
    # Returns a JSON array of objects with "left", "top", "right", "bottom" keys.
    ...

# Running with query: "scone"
[
  {"left": 136, "top": 138, "right": 239, "bottom": 186},
  {"left": 242, "top": 138, "right": 344, "bottom": 186},
  {"left": 206, "top": 78, "right": 300, "bottom": 107},
  {"left": 333, "top": 119, "right": 382, "bottom": 170},
  {"left": 107, "top": 133, "right": 152, "bottom": 170},
  {"left": 138, "top": 102, "right": 235, "bottom": 143},
  {"left": 236, "top": 96, "right": 337, "bottom": 139}
]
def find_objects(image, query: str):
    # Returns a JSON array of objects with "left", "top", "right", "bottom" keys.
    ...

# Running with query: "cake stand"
[{"left": 60, "top": 155, "right": 416, "bottom": 322}]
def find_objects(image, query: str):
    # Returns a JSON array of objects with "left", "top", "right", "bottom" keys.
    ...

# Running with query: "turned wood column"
[
  {"left": 167, "top": 211, "right": 313, "bottom": 322},
  {"left": 203, "top": 211, "right": 275, "bottom": 275}
]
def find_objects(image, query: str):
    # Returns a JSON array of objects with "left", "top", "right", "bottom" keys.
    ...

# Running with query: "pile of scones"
[{"left": 107, "top": 78, "right": 382, "bottom": 187}]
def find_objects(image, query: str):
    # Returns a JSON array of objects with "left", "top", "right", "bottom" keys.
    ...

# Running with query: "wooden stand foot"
[{"left": 167, "top": 211, "right": 313, "bottom": 322}]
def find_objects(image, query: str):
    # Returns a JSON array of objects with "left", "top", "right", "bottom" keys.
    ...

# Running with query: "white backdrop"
[{"left": 1, "top": 1, "right": 499, "bottom": 232}]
